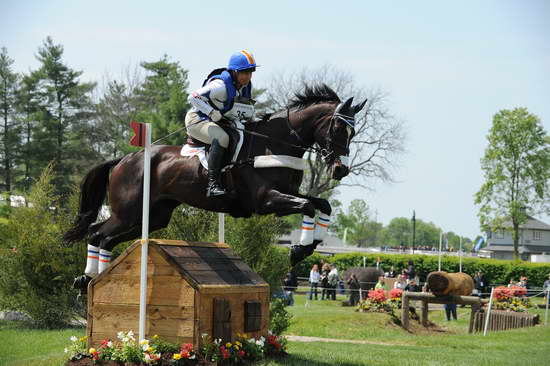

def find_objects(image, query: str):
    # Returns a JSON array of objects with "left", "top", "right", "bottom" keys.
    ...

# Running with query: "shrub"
[{"left": 269, "top": 298, "right": 292, "bottom": 335}]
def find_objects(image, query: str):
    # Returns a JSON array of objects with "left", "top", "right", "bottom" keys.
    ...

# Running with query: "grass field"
[{"left": 1, "top": 294, "right": 549, "bottom": 366}]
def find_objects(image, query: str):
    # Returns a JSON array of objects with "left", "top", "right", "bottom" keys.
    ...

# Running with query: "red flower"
[
  {"left": 238, "top": 350, "right": 245, "bottom": 357},
  {"left": 389, "top": 288, "right": 403, "bottom": 299},
  {"left": 181, "top": 351, "right": 190, "bottom": 359},
  {"left": 181, "top": 343, "right": 194, "bottom": 352},
  {"left": 494, "top": 286, "right": 513, "bottom": 300},
  {"left": 267, "top": 335, "right": 277, "bottom": 344},
  {"left": 91, "top": 351, "right": 100, "bottom": 360},
  {"left": 368, "top": 289, "right": 387, "bottom": 303},
  {"left": 510, "top": 285, "right": 527, "bottom": 297}
]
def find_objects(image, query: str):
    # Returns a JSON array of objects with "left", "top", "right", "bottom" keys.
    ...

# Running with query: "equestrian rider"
[{"left": 185, "top": 50, "right": 257, "bottom": 197}]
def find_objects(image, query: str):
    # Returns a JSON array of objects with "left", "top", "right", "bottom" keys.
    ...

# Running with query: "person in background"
[
  {"left": 328, "top": 265, "right": 339, "bottom": 300},
  {"left": 401, "top": 268, "right": 409, "bottom": 281},
  {"left": 393, "top": 274, "right": 407, "bottom": 289},
  {"left": 473, "top": 271, "right": 486, "bottom": 298},
  {"left": 320, "top": 263, "right": 331, "bottom": 300},
  {"left": 283, "top": 271, "right": 298, "bottom": 306},
  {"left": 386, "top": 266, "right": 396, "bottom": 278},
  {"left": 347, "top": 274, "right": 361, "bottom": 306},
  {"left": 444, "top": 303, "right": 458, "bottom": 321},
  {"left": 507, "top": 278, "right": 516, "bottom": 288},
  {"left": 543, "top": 273, "right": 550, "bottom": 306},
  {"left": 309, "top": 264, "right": 320, "bottom": 300},
  {"left": 404, "top": 278, "right": 420, "bottom": 292},
  {"left": 375, "top": 276, "right": 389, "bottom": 290},
  {"left": 406, "top": 260, "right": 416, "bottom": 281}
]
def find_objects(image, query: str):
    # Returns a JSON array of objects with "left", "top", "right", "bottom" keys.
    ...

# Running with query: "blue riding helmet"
[{"left": 228, "top": 50, "right": 257, "bottom": 71}]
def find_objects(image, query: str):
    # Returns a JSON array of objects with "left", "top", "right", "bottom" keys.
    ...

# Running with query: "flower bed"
[
  {"left": 64, "top": 331, "right": 287, "bottom": 366},
  {"left": 356, "top": 288, "right": 403, "bottom": 315},
  {"left": 492, "top": 286, "right": 532, "bottom": 312}
]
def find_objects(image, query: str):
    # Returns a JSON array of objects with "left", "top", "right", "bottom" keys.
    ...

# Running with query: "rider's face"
[{"left": 236, "top": 70, "right": 253, "bottom": 88}]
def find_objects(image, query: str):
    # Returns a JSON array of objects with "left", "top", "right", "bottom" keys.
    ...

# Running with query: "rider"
[{"left": 185, "top": 50, "right": 257, "bottom": 197}]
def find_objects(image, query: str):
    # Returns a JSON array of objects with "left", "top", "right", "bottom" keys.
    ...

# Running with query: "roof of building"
[{"left": 502, "top": 215, "right": 550, "bottom": 231}]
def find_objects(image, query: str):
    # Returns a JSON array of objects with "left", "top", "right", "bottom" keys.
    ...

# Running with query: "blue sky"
[{"left": 2, "top": 1, "right": 549, "bottom": 240}]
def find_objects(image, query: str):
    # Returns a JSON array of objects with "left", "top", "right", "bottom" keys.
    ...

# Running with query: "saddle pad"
[{"left": 180, "top": 144, "right": 306, "bottom": 171}]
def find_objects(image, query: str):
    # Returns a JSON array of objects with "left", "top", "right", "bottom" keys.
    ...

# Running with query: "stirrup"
[{"left": 207, "top": 182, "right": 227, "bottom": 197}]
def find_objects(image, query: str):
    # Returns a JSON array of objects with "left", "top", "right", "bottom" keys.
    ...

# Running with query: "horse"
[{"left": 64, "top": 84, "right": 367, "bottom": 291}]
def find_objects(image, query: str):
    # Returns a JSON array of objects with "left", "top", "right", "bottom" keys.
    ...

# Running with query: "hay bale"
[{"left": 427, "top": 271, "right": 474, "bottom": 296}]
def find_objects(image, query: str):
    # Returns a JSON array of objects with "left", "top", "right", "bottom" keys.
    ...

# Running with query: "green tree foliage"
[
  {"left": 0, "top": 165, "right": 85, "bottom": 328},
  {"left": 0, "top": 47, "right": 21, "bottom": 192},
  {"left": 333, "top": 199, "right": 382, "bottom": 247},
  {"left": 24, "top": 37, "right": 97, "bottom": 194},
  {"left": 135, "top": 56, "right": 189, "bottom": 145},
  {"left": 475, "top": 108, "right": 550, "bottom": 260}
]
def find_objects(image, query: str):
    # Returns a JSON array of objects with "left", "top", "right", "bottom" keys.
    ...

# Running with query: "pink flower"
[
  {"left": 389, "top": 288, "right": 403, "bottom": 299},
  {"left": 368, "top": 289, "right": 387, "bottom": 303}
]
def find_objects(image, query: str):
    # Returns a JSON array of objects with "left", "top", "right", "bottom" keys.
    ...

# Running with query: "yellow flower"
[
  {"left": 173, "top": 353, "right": 182, "bottom": 360},
  {"left": 140, "top": 339, "right": 149, "bottom": 345},
  {"left": 226, "top": 342, "right": 232, "bottom": 348},
  {"left": 153, "top": 334, "right": 159, "bottom": 339},
  {"left": 234, "top": 345, "right": 240, "bottom": 350},
  {"left": 89, "top": 348, "right": 97, "bottom": 354},
  {"left": 242, "top": 333, "right": 248, "bottom": 339},
  {"left": 235, "top": 341, "right": 242, "bottom": 347},
  {"left": 147, "top": 346, "right": 154, "bottom": 353},
  {"left": 80, "top": 336, "right": 87, "bottom": 342}
]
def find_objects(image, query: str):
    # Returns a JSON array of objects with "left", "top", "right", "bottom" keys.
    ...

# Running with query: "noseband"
[{"left": 322, "top": 105, "right": 355, "bottom": 164}]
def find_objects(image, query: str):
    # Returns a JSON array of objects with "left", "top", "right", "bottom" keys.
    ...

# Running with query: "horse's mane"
[{"left": 288, "top": 84, "right": 341, "bottom": 110}]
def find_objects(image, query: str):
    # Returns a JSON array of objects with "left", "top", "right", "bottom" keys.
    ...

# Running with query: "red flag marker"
[{"left": 130, "top": 121, "right": 147, "bottom": 147}]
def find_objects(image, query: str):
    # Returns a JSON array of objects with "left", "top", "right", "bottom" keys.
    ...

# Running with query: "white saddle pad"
[{"left": 180, "top": 144, "right": 306, "bottom": 171}]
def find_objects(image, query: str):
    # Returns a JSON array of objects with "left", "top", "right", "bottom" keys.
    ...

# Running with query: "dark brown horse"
[{"left": 64, "top": 84, "right": 366, "bottom": 288}]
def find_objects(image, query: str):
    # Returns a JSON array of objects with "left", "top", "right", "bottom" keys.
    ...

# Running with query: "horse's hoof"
[
  {"left": 73, "top": 275, "right": 92, "bottom": 294},
  {"left": 290, "top": 242, "right": 319, "bottom": 267}
]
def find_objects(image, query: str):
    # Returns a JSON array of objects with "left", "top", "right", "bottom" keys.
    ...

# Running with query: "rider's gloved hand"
[{"left": 209, "top": 110, "right": 222, "bottom": 122}]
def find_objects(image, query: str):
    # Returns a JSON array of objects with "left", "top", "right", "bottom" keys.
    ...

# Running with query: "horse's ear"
[
  {"left": 336, "top": 97, "right": 354, "bottom": 116},
  {"left": 353, "top": 98, "right": 368, "bottom": 115}
]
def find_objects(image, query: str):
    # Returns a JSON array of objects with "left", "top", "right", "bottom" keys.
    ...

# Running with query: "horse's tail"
[{"left": 63, "top": 157, "right": 124, "bottom": 244}]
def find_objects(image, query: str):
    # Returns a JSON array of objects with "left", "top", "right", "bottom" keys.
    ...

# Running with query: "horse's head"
[{"left": 321, "top": 97, "right": 368, "bottom": 180}]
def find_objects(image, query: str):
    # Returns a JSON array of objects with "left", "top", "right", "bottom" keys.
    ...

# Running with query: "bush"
[
  {"left": 290, "top": 251, "right": 550, "bottom": 287},
  {"left": 269, "top": 298, "right": 292, "bottom": 335},
  {"left": 0, "top": 165, "right": 86, "bottom": 328}
]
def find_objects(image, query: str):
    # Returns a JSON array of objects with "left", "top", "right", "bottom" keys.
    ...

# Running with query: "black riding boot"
[{"left": 207, "top": 139, "right": 227, "bottom": 197}]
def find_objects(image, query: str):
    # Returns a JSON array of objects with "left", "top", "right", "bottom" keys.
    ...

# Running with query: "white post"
[
  {"left": 545, "top": 289, "right": 549, "bottom": 326},
  {"left": 138, "top": 123, "right": 152, "bottom": 342},
  {"left": 483, "top": 287, "right": 495, "bottom": 336},
  {"left": 363, "top": 256, "right": 366, "bottom": 268},
  {"left": 218, "top": 213, "right": 225, "bottom": 243},
  {"left": 459, "top": 236, "right": 463, "bottom": 273},
  {"left": 343, "top": 227, "right": 348, "bottom": 246},
  {"left": 438, "top": 230, "right": 443, "bottom": 271}
]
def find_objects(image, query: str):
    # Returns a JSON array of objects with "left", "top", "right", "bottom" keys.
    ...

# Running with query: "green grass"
[{"left": 1, "top": 295, "right": 549, "bottom": 366}]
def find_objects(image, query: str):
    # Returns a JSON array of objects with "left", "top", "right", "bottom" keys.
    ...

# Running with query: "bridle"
[{"left": 322, "top": 104, "right": 356, "bottom": 164}]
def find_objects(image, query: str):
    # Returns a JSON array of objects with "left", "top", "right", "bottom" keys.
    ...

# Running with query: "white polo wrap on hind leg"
[
  {"left": 314, "top": 213, "right": 331, "bottom": 241},
  {"left": 299, "top": 215, "right": 315, "bottom": 246},
  {"left": 98, "top": 249, "right": 112, "bottom": 273},
  {"left": 84, "top": 245, "right": 99, "bottom": 278}
]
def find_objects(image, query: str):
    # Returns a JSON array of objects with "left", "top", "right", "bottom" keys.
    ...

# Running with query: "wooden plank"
[
  {"left": 199, "top": 285, "right": 269, "bottom": 294},
  {"left": 421, "top": 300, "right": 428, "bottom": 327},
  {"left": 153, "top": 240, "right": 230, "bottom": 248},
  {"left": 402, "top": 294, "right": 410, "bottom": 330},
  {"left": 93, "top": 274, "right": 194, "bottom": 306}
]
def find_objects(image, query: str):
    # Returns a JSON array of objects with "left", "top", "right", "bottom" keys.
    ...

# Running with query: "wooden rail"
[{"left": 472, "top": 310, "right": 538, "bottom": 333}]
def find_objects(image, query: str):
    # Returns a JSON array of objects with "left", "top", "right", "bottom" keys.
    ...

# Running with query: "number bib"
[{"left": 226, "top": 102, "right": 255, "bottom": 122}]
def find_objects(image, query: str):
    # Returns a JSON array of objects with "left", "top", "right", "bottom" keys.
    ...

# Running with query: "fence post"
[
  {"left": 545, "top": 289, "right": 549, "bottom": 327},
  {"left": 402, "top": 292, "right": 410, "bottom": 330},
  {"left": 483, "top": 287, "right": 495, "bottom": 336}
]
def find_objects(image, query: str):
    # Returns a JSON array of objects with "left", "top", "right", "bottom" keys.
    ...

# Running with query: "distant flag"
[
  {"left": 130, "top": 121, "right": 147, "bottom": 147},
  {"left": 473, "top": 237, "right": 485, "bottom": 252}
]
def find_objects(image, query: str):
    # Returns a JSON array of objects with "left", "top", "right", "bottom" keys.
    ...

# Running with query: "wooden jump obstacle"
[
  {"left": 86, "top": 239, "right": 270, "bottom": 348},
  {"left": 471, "top": 309, "right": 538, "bottom": 333},
  {"left": 401, "top": 292, "right": 483, "bottom": 333}
]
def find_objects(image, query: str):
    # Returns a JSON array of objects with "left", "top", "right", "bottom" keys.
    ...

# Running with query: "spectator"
[
  {"left": 444, "top": 303, "right": 458, "bottom": 321},
  {"left": 347, "top": 274, "right": 360, "bottom": 306},
  {"left": 393, "top": 274, "right": 407, "bottom": 289},
  {"left": 283, "top": 271, "right": 298, "bottom": 306},
  {"left": 320, "top": 263, "right": 330, "bottom": 300},
  {"left": 406, "top": 260, "right": 416, "bottom": 280},
  {"left": 404, "top": 279, "right": 420, "bottom": 292},
  {"left": 473, "top": 271, "right": 486, "bottom": 297},
  {"left": 309, "top": 264, "right": 320, "bottom": 300},
  {"left": 543, "top": 274, "right": 550, "bottom": 306},
  {"left": 507, "top": 278, "right": 516, "bottom": 288},
  {"left": 386, "top": 266, "right": 396, "bottom": 278},
  {"left": 328, "top": 265, "right": 339, "bottom": 300},
  {"left": 375, "top": 276, "right": 389, "bottom": 290},
  {"left": 518, "top": 276, "right": 529, "bottom": 289}
]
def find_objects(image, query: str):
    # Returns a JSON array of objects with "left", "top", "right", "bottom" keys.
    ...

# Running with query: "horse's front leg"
[{"left": 256, "top": 190, "right": 328, "bottom": 266}]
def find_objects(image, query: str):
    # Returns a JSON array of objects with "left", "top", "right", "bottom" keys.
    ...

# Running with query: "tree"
[
  {"left": 333, "top": 199, "right": 381, "bottom": 246},
  {"left": 0, "top": 47, "right": 21, "bottom": 192},
  {"left": 135, "top": 56, "right": 190, "bottom": 146},
  {"left": 262, "top": 65, "right": 406, "bottom": 197},
  {"left": 475, "top": 108, "right": 550, "bottom": 260},
  {"left": 25, "top": 37, "right": 97, "bottom": 194},
  {"left": 382, "top": 217, "right": 411, "bottom": 248}
]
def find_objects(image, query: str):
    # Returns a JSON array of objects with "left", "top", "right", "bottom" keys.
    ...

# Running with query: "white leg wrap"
[
  {"left": 299, "top": 215, "right": 315, "bottom": 246},
  {"left": 98, "top": 249, "right": 112, "bottom": 274},
  {"left": 84, "top": 245, "right": 99, "bottom": 278},
  {"left": 314, "top": 213, "right": 330, "bottom": 241}
]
